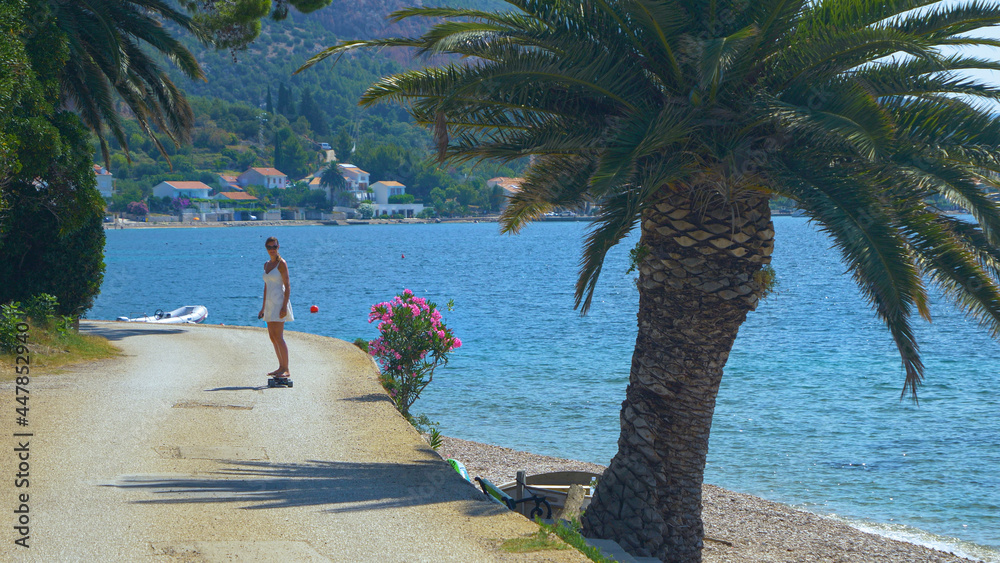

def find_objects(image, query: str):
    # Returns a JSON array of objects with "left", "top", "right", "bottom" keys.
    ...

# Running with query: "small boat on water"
[
  {"left": 117, "top": 305, "right": 208, "bottom": 324},
  {"left": 499, "top": 470, "right": 600, "bottom": 518}
]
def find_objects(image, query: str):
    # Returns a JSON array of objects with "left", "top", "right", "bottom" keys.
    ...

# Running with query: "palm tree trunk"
[{"left": 582, "top": 189, "right": 774, "bottom": 562}]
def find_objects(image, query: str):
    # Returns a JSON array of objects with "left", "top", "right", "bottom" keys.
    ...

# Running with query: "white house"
[
  {"left": 237, "top": 167, "right": 288, "bottom": 190},
  {"left": 370, "top": 181, "right": 424, "bottom": 218},
  {"left": 371, "top": 180, "right": 407, "bottom": 204},
  {"left": 336, "top": 163, "right": 373, "bottom": 202},
  {"left": 152, "top": 181, "right": 213, "bottom": 199},
  {"left": 93, "top": 164, "right": 115, "bottom": 199}
]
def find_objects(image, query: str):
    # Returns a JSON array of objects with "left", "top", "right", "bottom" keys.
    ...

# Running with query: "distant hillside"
[
  {"left": 166, "top": 0, "right": 507, "bottom": 130},
  {"left": 100, "top": 1, "right": 522, "bottom": 216}
]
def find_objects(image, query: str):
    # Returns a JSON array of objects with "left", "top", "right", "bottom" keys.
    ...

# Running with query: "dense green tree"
[
  {"left": 273, "top": 126, "right": 311, "bottom": 179},
  {"left": 455, "top": 183, "right": 478, "bottom": 207},
  {"left": 485, "top": 184, "right": 505, "bottom": 213},
  {"left": 0, "top": 0, "right": 31, "bottom": 186},
  {"left": 266, "top": 85, "right": 274, "bottom": 115},
  {"left": 1, "top": 0, "right": 105, "bottom": 316},
  {"left": 179, "top": 0, "right": 333, "bottom": 50},
  {"left": 355, "top": 143, "right": 407, "bottom": 183},
  {"left": 332, "top": 128, "right": 354, "bottom": 162},
  {"left": 299, "top": 87, "right": 328, "bottom": 137},
  {"left": 308, "top": 1, "right": 1000, "bottom": 560},
  {"left": 277, "top": 83, "right": 294, "bottom": 117},
  {"left": 272, "top": 129, "right": 283, "bottom": 173}
]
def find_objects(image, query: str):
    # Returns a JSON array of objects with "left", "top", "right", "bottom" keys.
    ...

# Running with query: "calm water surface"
[{"left": 91, "top": 218, "right": 999, "bottom": 560}]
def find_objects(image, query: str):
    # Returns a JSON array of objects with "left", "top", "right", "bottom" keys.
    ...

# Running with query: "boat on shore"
[
  {"left": 499, "top": 470, "right": 600, "bottom": 518},
  {"left": 117, "top": 305, "right": 208, "bottom": 324}
]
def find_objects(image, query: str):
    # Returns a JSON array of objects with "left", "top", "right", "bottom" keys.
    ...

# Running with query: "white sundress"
[{"left": 263, "top": 264, "right": 294, "bottom": 322}]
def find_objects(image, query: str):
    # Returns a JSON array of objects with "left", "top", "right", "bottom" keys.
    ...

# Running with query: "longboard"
[{"left": 267, "top": 376, "right": 293, "bottom": 388}]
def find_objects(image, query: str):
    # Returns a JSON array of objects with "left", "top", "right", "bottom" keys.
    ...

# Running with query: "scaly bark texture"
[{"left": 582, "top": 189, "right": 774, "bottom": 562}]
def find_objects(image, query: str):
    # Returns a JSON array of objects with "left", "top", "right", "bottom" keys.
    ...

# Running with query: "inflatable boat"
[{"left": 116, "top": 305, "right": 208, "bottom": 324}]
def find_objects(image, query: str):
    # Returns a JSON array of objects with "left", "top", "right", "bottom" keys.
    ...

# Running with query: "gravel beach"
[{"left": 438, "top": 436, "right": 977, "bottom": 563}]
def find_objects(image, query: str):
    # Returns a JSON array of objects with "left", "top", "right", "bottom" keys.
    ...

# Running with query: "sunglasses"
[{"left": 266, "top": 244, "right": 278, "bottom": 249}]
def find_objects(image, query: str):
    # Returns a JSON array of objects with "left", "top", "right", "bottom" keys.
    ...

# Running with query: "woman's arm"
[
  {"left": 279, "top": 260, "right": 291, "bottom": 318},
  {"left": 258, "top": 282, "right": 267, "bottom": 319}
]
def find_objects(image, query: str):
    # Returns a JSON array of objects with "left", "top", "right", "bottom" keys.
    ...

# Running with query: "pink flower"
[{"left": 452, "top": 338, "right": 462, "bottom": 349}]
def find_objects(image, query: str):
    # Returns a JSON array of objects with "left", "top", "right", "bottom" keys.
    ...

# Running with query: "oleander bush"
[{"left": 367, "top": 289, "right": 461, "bottom": 420}]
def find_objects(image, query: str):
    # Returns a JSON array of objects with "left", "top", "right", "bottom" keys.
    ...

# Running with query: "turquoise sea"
[{"left": 90, "top": 218, "right": 999, "bottom": 561}]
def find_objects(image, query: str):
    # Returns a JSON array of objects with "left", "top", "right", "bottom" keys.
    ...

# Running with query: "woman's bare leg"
[{"left": 268, "top": 321, "right": 289, "bottom": 375}]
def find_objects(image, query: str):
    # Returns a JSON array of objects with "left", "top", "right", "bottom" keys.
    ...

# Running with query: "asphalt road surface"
[{"left": 1, "top": 322, "right": 587, "bottom": 563}]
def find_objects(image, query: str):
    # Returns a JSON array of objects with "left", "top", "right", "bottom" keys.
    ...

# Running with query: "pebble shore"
[{"left": 438, "top": 436, "right": 977, "bottom": 563}]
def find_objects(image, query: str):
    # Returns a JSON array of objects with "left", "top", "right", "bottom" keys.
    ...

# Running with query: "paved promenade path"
[{"left": 2, "top": 322, "right": 587, "bottom": 563}]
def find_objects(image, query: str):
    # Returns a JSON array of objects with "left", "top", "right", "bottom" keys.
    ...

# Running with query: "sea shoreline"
[
  {"left": 100, "top": 215, "right": 600, "bottom": 229},
  {"left": 438, "top": 436, "right": 989, "bottom": 562}
]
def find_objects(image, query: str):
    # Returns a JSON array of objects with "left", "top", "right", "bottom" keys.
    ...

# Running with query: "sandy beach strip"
[{"left": 438, "top": 436, "right": 978, "bottom": 563}]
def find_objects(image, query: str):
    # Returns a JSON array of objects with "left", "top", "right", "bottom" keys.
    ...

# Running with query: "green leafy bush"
[
  {"left": 0, "top": 302, "right": 25, "bottom": 353},
  {"left": 388, "top": 194, "right": 414, "bottom": 204},
  {"left": 23, "top": 293, "right": 57, "bottom": 327}
]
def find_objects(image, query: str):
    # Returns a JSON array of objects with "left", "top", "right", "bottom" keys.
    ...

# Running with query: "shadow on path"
[
  {"left": 341, "top": 393, "right": 394, "bottom": 404},
  {"left": 81, "top": 324, "right": 185, "bottom": 341},
  {"left": 104, "top": 460, "right": 502, "bottom": 517},
  {"left": 204, "top": 386, "right": 266, "bottom": 392}
]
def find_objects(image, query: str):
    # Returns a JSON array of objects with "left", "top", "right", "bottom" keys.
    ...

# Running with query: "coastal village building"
[
  {"left": 217, "top": 173, "right": 242, "bottom": 191},
  {"left": 487, "top": 177, "right": 523, "bottom": 209},
  {"left": 214, "top": 191, "right": 258, "bottom": 203},
  {"left": 211, "top": 191, "right": 260, "bottom": 221},
  {"left": 371, "top": 180, "right": 424, "bottom": 217},
  {"left": 237, "top": 167, "right": 288, "bottom": 190},
  {"left": 337, "top": 163, "right": 373, "bottom": 202},
  {"left": 151, "top": 180, "right": 213, "bottom": 199},
  {"left": 372, "top": 180, "right": 406, "bottom": 203},
  {"left": 93, "top": 164, "right": 115, "bottom": 199}
]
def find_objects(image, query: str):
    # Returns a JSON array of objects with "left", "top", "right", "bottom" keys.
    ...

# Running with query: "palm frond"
[{"left": 775, "top": 155, "right": 927, "bottom": 397}]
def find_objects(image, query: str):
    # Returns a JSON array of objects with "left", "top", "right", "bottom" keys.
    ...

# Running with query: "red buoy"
[{"left": 310, "top": 305, "right": 319, "bottom": 313}]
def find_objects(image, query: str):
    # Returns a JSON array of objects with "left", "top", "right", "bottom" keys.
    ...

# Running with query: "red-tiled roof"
[
  {"left": 489, "top": 177, "right": 523, "bottom": 194},
  {"left": 218, "top": 191, "right": 258, "bottom": 201},
  {"left": 249, "top": 167, "right": 287, "bottom": 177},
  {"left": 164, "top": 181, "right": 212, "bottom": 190},
  {"left": 338, "top": 164, "right": 369, "bottom": 175}
]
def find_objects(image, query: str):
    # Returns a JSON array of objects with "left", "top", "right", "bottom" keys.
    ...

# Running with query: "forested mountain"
[
  {"left": 103, "top": 0, "right": 521, "bottom": 215},
  {"left": 165, "top": 0, "right": 505, "bottom": 137}
]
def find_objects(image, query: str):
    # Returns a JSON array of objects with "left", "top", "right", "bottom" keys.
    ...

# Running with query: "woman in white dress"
[{"left": 258, "top": 236, "right": 294, "bottom": 377}]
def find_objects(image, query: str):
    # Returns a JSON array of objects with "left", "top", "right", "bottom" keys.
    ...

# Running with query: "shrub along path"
[{"left": 1, "top": 322, "right": 587, "bottom": 562}]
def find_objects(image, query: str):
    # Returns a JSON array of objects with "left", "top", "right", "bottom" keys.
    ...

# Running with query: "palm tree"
[
  {"left": 301, "top": 1, "right": 1000, "bottom": 560},
  {"left": 41, "top": 0, "right": 205, "bottom": 166},
  {"left": 321, "top": 160, "right": 346, "bottom": 191}
]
